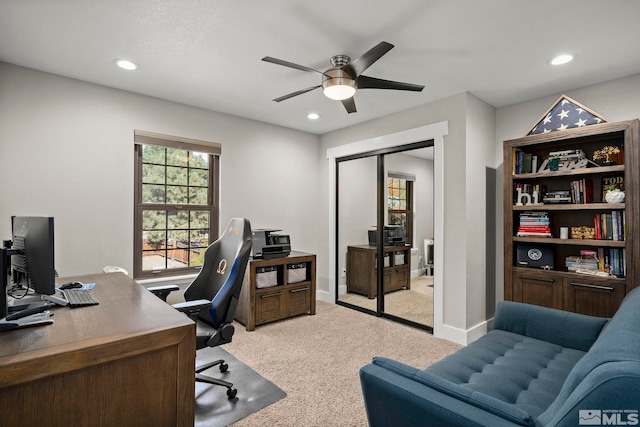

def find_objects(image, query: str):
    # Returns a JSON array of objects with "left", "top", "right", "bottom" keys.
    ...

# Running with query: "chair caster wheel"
[
  {"left": 227, "top": 388, "right": 237, "bottom": 399},
  {"left": 220, "top": 363, "right": 228, "bottom": 372}
]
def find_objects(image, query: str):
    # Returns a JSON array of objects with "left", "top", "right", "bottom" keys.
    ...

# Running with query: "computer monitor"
[
  {"left": 10, "top": 216, "right": 56, "bottom": 296},
  {"left": 1, "top": 217, "right": 56, "bottom": 318}
]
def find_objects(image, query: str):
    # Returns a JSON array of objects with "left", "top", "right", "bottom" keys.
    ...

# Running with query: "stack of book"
[
  {"left": 516, "top": 212, "right": 551, "bottom": 237},
  {"left": 566, "top": 250, "right": 599, "bottom": 273}
]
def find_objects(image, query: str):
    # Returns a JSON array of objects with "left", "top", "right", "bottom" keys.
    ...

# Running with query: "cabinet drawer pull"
[
  {"left": 570, "top": 282, "right": 614, "bottom": 292},
  {"left": 261, "top": 292, "right": 282, "bottom": 299},
  {"left": 290, "top": 287, "right": 309, "bottom": 293},
  {"left": 521, "top": 276, "right": 555, "bottom": 283}
]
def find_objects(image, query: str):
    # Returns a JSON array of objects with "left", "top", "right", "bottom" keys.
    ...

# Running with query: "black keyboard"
[{"left": 63, "top": 289, "right": 99, "bottom": 307}]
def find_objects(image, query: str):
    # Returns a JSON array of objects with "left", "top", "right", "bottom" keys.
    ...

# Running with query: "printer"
[
  {"left": 251, "top": 229, "right": 291, "bottom": 259},
  {"left": 368, "top": 225, "right": 407, "bottom": 246}
]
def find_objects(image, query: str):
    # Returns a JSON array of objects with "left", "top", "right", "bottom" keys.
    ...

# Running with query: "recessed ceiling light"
[
  {"left": 307, "top": 113, "right": 320, "bottom": 120},
  {"left": 114, "top": 59, "right": 139, "bottom": 70},
  {"left": 550, "top": 54, "right": 574, "bottom": 65}
]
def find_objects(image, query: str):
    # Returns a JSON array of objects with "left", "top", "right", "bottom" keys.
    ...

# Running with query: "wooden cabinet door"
[
  {"left": 288, "top": 284, "right": 311, "bottom": 317},
  {"left": 563, "top": 278, "right": 626, "bottom": 317},
  {"left": 255, "top": 288, "right": 285, "bottom": 324},
  {"left": 514, "top": 271, "right": 562, "bottom": 309}
]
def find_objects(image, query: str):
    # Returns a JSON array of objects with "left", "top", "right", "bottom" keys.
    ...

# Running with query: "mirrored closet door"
[{"left": 336, "top": 142, "right": 434, "bottom": 330}]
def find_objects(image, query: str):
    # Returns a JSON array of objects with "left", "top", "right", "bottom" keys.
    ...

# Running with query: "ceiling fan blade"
[
  {"left": 357, "top": 75, "right": 424, "bottom": 92},
  {"left": 345, "top": 41, "right": 394, "bottom": 77},
  {"left": 262, "top": 56, "right": 324, "bottom": 74},
  {"left": 341, "top": 97, "right": 356, "bottom": 114},
  {"left": 273, "top": 85, "right": 322, "bottom": 102}
]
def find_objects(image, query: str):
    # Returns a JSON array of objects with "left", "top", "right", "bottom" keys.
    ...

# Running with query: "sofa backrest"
[
  {"left": 537, "top": 286, "right": 640, "bottom": 425},
  {"left": 493, "top": 300, "right": 607, "bottom": 352}
]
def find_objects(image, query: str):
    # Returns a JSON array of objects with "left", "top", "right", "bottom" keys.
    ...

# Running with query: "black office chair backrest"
[{"left": 184, "top": 218, "right": 252, "bottom": 327}]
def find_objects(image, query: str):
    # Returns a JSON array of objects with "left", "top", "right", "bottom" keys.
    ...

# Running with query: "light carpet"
[{"left": 224, "top": 299, "right": 461, "bottom": 426}]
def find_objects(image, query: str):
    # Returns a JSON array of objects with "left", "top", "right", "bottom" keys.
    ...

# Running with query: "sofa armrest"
[
  {"left": 360, "top": 359, "right": 528, "bottom": 427},
  {"left": 493, "top": 301, "right": 608, "bottom": 352}
]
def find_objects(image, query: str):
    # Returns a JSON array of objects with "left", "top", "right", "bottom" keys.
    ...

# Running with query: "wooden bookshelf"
[{"left": 503, "top": 120, "right": 639, "bottom": 317}]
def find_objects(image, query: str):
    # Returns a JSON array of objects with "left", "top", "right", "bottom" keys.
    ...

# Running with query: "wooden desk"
[{"left": 0, "top": 272, "right": 195, "bottom": 427}]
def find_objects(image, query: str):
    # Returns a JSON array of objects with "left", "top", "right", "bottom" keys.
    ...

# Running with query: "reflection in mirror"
[
  {"left": 336, "top": 146, "right": 434, "bottom": 329},
  {"left": 337, "top": 156, "right": 378, "bottom": 310},
  {"left": 383, "top": 149, "right": 434, "bottom": 327}
]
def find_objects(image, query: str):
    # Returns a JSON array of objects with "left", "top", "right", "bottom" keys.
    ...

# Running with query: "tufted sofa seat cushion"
[{"left": 424, "top": 329, "right": 586, "bottom": 419}]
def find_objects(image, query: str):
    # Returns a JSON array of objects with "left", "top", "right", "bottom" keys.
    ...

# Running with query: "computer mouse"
[{"left": 60, "top": 281, "right": 83, "bottom": 290}]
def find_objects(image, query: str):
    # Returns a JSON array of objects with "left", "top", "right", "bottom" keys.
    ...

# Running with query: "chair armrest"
[
  {"left": 493, "top": 301, "right": 608, "bottom": 352},
  {"left": 147, "top": 284, "right": 180, "bottom": 302},
  {"left": 173, "top": 299, "right": 212, "bottom": 321}
]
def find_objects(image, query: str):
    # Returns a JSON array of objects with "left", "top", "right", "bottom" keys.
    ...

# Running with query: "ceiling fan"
[{"left": 262, "top": 41, "right": 425, "bottom": 114}]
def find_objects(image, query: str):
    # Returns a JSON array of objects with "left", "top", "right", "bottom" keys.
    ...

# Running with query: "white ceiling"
[{"left": 1, "top": 0, "right": 639, "bottom": 135}]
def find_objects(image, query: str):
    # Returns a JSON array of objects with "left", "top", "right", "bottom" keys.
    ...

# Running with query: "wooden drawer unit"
[
  {"left": 563, "top": 277, "right": 626, "bottom": 318},
  {"left": 346, "top": 245, "right": 411, "bottom": 299},
  {"left": 236, "top": 252, "right": 316, "bottom": 331},
  {"left": 513, "top": 269, "right": 562, "bottom": 310}
]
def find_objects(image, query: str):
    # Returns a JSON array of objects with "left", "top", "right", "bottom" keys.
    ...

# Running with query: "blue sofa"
[{"left": 360, "top": 287, "right": 640, "bottom": 427}]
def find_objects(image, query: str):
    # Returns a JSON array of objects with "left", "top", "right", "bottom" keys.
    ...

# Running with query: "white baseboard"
[
  {"left": 435, "top": 318, "right": 492, "bottom": 346},
  {"left": 316, "top": 289, "right": 332, "bottom": 303}
]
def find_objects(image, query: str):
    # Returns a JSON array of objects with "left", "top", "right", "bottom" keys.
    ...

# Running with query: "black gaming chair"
[{"left": 149, "top": 217, "right": 252, "bottom": 398}]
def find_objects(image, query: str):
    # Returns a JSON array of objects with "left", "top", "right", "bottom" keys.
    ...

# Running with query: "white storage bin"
[
  {"left": 255, "top": 266, "right": 278, "bottom": 288},
  {"left": 287, "top": 263, "right": 307, "bottom": 283}
]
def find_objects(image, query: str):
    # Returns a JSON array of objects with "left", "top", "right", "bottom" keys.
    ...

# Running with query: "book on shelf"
[
  {"left": 513, "top": 149, "right": 539, "bottom": 174},
  {"left": 570, "top": 178, "right": 593, "bottom": 204},
  {"left": 594, "top": 211, "right": 625, "bottom": 240}
]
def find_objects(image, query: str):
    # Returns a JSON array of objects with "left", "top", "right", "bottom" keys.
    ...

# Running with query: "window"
[
  {"left": 387, "top": 176, "right": 413, "bottom": 246},
  {"left": 134, "top": 131, "right": 220, "bottom": 279}
]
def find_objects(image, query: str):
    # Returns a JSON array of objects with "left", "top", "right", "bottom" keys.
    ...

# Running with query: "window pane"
[
  {"left": 143, "top": 230, "right": 166, "bottom": 249},
  {"left": 142, "top": 145, "right": 165, "bottom": 164},
  {"left": 189, "top": 187, "right": 208, "bottom": 204},
  {"left": 191, "top": 211, "right": 210, "bottom": 228},
  {"left": 167, "top": 210, "right": 189, "bottom": 229},
  {"left": 191, "top": 152, "right": 209, "bottom": 168},
  {"left": 143, "top": 210, "right": 166, "bottom": 230},
  {"left": 189, "top": 168, "right": 208, "bottom": 187},
  {"left": 190, "top": 229, "right": 209, "bottom": 248},
  {"left": 167, "top": 148, "right": 188, "bottom": 167},
  {"left": 166, "top": 186, "right": 188, "bottom": 204},
  {"left": 142, "top": 164, "right": 165, "bottom": 184},
  {"left": 167, "top": 166, "right": 188, "bottom": 186},
  {"left": 142, "top": 184, "right": 165, "bottom": 203},
  {"left": 190, "top": 249, "right": 205, "bottom": 267}
]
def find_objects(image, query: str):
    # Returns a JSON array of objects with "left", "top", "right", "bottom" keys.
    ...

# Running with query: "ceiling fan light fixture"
[{"left": 322, "top": 68, "right": 356, "bottom": 100}]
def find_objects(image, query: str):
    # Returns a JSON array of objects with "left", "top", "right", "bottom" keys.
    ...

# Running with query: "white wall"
[{"left": 0, "top": 63, "right": 320, "bottom": 279}]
